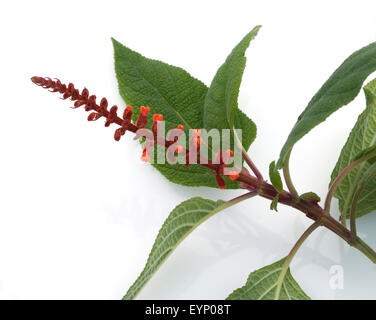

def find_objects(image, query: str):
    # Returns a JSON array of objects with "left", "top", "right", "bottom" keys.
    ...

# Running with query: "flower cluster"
[{"left": 31, "top": 77, "right": 239, "bottom": 189}]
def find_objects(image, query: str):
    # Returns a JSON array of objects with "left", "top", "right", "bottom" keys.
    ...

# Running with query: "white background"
[{"left": 1, "top": 0, "right": 376, "bottom": 299}]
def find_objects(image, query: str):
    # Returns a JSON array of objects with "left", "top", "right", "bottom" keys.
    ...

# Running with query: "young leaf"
[
  {"left": 203, "top": 26, "right": 261, "bottom": 131},
  {"left": 270, "top": 194, "right": 279, "bottom": 212},
  {"left": 330, "top": 78, "right": 376, "bottom": 218},
  {"left": 123, "top": 197, "right": 227, "bottom": 300},
  {"left": 226, "top": 258, "right": 310, "bottom": 300},
  {"left": 112, "top": 38, "right": 256, "bottom": 188},
  {"left": 277, "top": 41, "right": 376, "bottom": 169},
  {"left": 299, "top": 192, "right": 321, "bottom": 204},
  {"left": 269, "top": 161, "right": 283, "bottom": 192}
]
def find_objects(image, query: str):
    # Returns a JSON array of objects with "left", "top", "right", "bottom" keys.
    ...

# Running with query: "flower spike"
[{"left": 31, "top": 77, "right": 236, "bottom": 188}]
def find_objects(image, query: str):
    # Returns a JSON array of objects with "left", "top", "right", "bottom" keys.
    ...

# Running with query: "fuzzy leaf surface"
[
  {"left": 330, "top": 78, "right": 376, "bottom": 218},
  {"left": 203, "top": 26, "right": 260, "bottom": 130},
  {"left": 226, "top": 258, "right": 310, "bottom": 300},
  {"left": 123, "top": 197, "right": 226, "bottom": 300},
  {"left": 113, "top": 38, "right": 256, "bottom": 188}
]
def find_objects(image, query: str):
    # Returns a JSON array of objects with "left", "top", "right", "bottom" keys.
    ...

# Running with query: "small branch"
[
  {"left": 282, "top": 149, "right": 299, "bottom": 198},
  {"left": 325, "top": 161, "right": 357, "bottom": 214},
  {"left": 227, "top": 190, "right": 258, "bottom": 205},
  {"left": 233, "top": 130, "right": 263, "bottom": 181},
  {"left": 354, "top": 237, "right": 376, "bottom": 264},
  {"left": 350, "top": 187, "right": 361, "bottom": 239},
  {"left": 274, "top": 221, "right": 320, "bottom": 299},
  {"left": 241, "top": 149, "right": 263, "bottom": 181},
  {"left": 325, "top": 149, "right": 376, "bottom": 218}
]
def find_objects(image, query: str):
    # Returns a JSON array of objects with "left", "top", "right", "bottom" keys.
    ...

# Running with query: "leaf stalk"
[
  {"left": 274, "top": 221, "right": 320, "bottom": 299},
  {"left": 282, "top": 149, "right": 299, "bottom": 198}
]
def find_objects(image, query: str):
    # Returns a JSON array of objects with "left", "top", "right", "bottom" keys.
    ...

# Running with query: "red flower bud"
[
  {"left": 228, "top": 170, "right": 240, "bottom": 181},
  {"left": 140, "top": 106, "right": 150, "bottom": 116},
  {"left": 81, "top": 88, "right": 89, "bottom": 99},
  {"left": 105, "top": 105, "right": 118, "bottom": 127},
  {"left": 141, "top": 148, "right": 150, "bottom": 162},
  {"left": 100, "top": 97, "right": 108, "bottom": 109},
  {"left": 123, "top": 105, "right": 133, "bottom": 121},
  {"left": 175, "top": 145, "right": 184, "bottom": 154},
  {"left": 153, "top": 114, "right": 163, "bottom": 122},
  {"left": 88, "top": 112, "right": 102, "bottom": 121}
]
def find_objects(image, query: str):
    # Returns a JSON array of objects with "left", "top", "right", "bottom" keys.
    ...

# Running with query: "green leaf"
[
  {"left": 269, "top": 161, "right": 283, "bottom": 192},
  {"left": 123, "top": 197, "right": 227, "bottom": 300},
  {"left": 270, "top": 194, "right": 279, "bottom": 212},
  {"left": 112, "top": 38, "right": 256, "bottom": 188},
  {"left": 226, "top": 258, "right": 310, "bottom": 300},
  {"left": 203, "top": 26, "right": 261, "bottom": 130},
  {"left": 277, "top": 41, "right": 376, "bottom": 169},
  {"left": 234, "top": 108, "right": 257, "bottom": 151},
  {"left": 152, "top": 162, "right": 240, "bottom": 189},
  {"left": 351, "top": 162, "right": 376, "bottom": 219},
  {"left": 330, "top": 78, "right": 376, "bottom": 218}
]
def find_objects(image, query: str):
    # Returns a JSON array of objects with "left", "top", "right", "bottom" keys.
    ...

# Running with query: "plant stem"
[
  {"left": 241, "top": 148, "right": 263, "bottom": 181},
  {"left": 274, "top": 221, "right": 320, "bottom": 299},
  {"left": 282, "top": 149, "right": 299, "bottom": 198},
  {"left": 354, "top": 237, "right": 376, "bottom": 264},
  {"left": 324, "top": 159, "right": 362, "bottom": 219},
  {"left": 350, "top": 186, "right": 361, "bottom": 239},
  {"left": 237, "top": 171, "right": 376, "bottom": 264},
  {"left": 325, "top": 149, "right": 376, "bottom": 221},
  {"left": 227, "top": 190, "right": 259, "bottom": 204}
]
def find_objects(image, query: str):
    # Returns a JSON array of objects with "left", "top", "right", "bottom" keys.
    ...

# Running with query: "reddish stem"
[{"left": 32, "top": 76, "right": 376, "bottom": 261}]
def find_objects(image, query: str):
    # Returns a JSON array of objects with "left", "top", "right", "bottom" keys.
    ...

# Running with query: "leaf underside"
[
  {"left": 330, "top": 78, "right": 376, "bottom": 218},
  {"left": 277, "top": 41, "right": 376, "bottom": 169},
  {"left": 123, "top": 197, "right": 225, "bottom": 300},
  {"left": 226, "top": 258, "right": 310, "bottom": 300},
  {"left": 112, "top": 38, "right": 256, "bottom": 189}
]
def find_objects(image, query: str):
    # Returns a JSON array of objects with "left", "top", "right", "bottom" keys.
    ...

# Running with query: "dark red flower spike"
[{"left": 32, "top": 76, "right": 238, "bottom": 190}]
